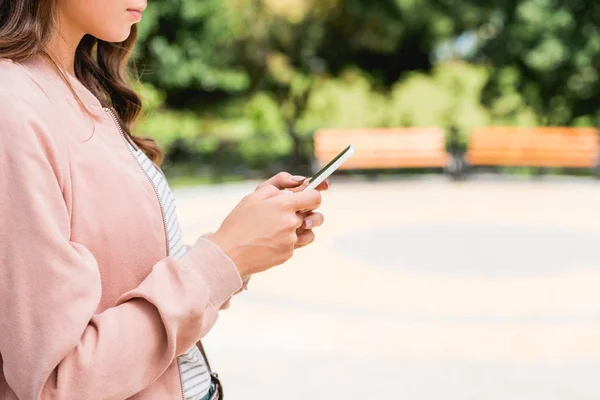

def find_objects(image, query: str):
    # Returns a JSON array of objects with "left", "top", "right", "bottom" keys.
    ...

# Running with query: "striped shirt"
[{"left": 126, "top": 141, "right": 211, "bottom": 400}]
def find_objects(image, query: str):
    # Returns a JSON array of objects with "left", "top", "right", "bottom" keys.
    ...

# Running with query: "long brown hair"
[{"left": 0, "top": 0, "right": 164, "bottom": 164}]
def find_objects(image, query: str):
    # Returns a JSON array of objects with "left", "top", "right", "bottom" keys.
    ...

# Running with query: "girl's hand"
[
  {"left": 210, "top": 185, "right": 323, "bottom": 280},
  {"left": 257, "top": 172, "right": 328, "bottom": 249}
]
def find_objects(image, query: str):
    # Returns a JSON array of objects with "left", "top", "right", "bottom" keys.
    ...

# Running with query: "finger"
[
  {"left": 280, "top": 189, "right": 322, "bottom": 213},
  {"left": 287, "top": 177, "right": 328, "bottom": 194},
  {"left": 294, "top": 211, "right": 305, "bottom": 229},
  {"left": 256, "top": 172, "right": 292, "bottom": 190},
  {"left": 302, "top": 212, "right": 324, "bottom": 229},
  {"left": 257, "top": 172, "right": 306, "bottom": 190},
  {"left": 287, "top": 179, "right": 310, "bottom": 193},
  {"left": 295, "top": 229, "right": 315, "bottom": 248},
  {"left": 253, "top": 184, "right": 281, "bottom": 200}
]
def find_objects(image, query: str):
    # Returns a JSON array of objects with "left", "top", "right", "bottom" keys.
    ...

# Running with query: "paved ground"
[{"left": 174, "top": 177, "right": 600, "bottom": 399}]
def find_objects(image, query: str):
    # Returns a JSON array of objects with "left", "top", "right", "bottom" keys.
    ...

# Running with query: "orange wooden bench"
[
  {"left": 313, "top": 128, "right": 452, "bottom": 173},
  {"left": 465, "top": 127, "right": 600, "bottom": 173}
]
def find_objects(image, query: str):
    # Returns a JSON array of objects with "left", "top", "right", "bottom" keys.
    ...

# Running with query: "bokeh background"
[{"left": 132, "top": 1, "right": 600, "bottom": 398}]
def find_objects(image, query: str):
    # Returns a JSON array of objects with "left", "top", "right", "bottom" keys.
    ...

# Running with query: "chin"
[{"left": 94, "top": 27, "right": 133, "bottom": 43}]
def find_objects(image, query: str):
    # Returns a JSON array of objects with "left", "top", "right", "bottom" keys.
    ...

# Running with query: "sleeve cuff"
[{"left": 181, "top": 236, "right": 243, "bottom": 309}]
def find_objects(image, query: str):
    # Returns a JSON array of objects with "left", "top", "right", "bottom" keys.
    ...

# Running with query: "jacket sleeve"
[
  {"left": 0, "top": 102, "right": 243, "bottom": 399},
  {"left": 195, "top": 234, "right": 250, "bottom": 310}
]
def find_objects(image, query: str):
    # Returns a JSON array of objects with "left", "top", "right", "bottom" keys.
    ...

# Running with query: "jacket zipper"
[
  {"left": 106, "top": 107, "right": 193, "bottom": 399},
  {"left": 104, "top": 108, "right": 170, "bottom": 258},
  {"left": 105, "top": 108, "right": 187, "bottom": 399}
]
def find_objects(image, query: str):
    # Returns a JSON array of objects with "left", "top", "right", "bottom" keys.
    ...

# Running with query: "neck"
[{"left": 45, "top": 11, "right": 85, "bottom": 75}]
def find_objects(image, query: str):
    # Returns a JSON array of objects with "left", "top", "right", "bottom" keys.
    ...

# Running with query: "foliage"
[
  {"left": 130, "top": 0, "right": 600, "bottom": 181},
  {"left": 135, "top": 0, "right": 250, "bottom": 97},
  {"left": 471, "top": 0, "right": 600, "bottom": 125}
]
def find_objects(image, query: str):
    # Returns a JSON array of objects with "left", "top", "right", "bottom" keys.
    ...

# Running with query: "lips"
[
  {"left": 127, "top": 9, "right": 143, "bottom": 21},
  {"left": 127, "top": 3, "right": 147, "bottom": 13},
  {"left": 127, "top": 4, "right": 146, "bottom": 21}
]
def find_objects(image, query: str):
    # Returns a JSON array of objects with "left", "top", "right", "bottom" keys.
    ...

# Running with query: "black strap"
[
  {"left": 197, "top": 341, "right": 225, "bottom": 399},
  {"left": 196, "top": 341, "right": 212, "bottom": 372}
]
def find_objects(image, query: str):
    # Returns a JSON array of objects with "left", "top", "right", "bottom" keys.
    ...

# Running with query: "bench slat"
[
  {"left": 467, "top": 127, "right": 600, "bottom": 168},
  {"left": 314, "top": 128, "right": 448, "bottom": 170}
]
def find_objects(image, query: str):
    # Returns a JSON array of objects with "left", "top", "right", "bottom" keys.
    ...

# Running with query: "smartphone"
[{"left": 304, "top": 144, "right": 355, "bottom": 191}]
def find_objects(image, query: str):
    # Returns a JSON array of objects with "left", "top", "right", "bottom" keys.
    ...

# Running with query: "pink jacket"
[{"left": 0, "top": 57, "right": 243, "bottom": 399}]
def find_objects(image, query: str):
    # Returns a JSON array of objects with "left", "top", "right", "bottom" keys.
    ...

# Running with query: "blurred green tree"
[
  {"left": 134, "top": 0, "right": 252, "bottom": 106},
  {"left": 134, "top": 0, "right": 486, "bottom": 169},
  {"left": 469, "top": 0, "right": 600, "bottom": 126}
]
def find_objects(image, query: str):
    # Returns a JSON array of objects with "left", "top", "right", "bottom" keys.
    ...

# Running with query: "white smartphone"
[{"left": 304, "top": 144, "right": 355, "bottom": 191}]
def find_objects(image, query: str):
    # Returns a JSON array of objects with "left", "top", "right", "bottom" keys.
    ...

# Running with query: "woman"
[{"left": 0, "top": 1, "right": 327, "bottom": 399}]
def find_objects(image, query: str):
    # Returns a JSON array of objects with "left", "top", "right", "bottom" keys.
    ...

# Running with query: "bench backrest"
[
  {"left": 466, "top": 127, "right": 600, "bottom": 168},
  {"left": 313, "top": 128, "right": 448, "bottom": 169}
]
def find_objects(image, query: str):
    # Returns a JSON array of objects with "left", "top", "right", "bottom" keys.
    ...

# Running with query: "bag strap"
[
  {"left": 197, "top": 341, "right": 225, "bottom": 399},
  {"left": 196, "top": 341, "right": 212, "bottom": 372}
]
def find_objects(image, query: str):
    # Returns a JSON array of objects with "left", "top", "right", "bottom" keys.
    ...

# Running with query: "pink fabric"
[{"left": 0, "top": 57, "right": 243, "bottom": 399}]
